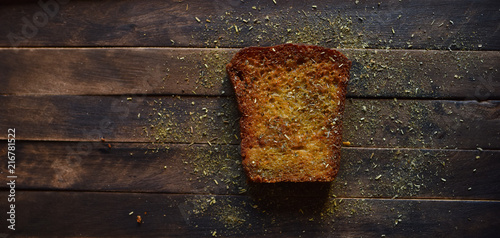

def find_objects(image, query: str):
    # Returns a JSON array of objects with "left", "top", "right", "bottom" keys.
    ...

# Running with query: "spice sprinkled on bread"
[{"left": 227, "top": 44, "right": 351, "bottom": 183}]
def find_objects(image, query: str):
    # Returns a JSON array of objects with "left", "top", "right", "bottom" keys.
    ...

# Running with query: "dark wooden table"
[{"left": 1, "top": 0, "right": 499, "bottom": 237}]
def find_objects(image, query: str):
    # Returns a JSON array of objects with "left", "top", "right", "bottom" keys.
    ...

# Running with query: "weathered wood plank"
[
  {"left": 0, "top": 191, "right": 498, "bottom": 237},
  {"left": 0, "top": 0, "right": 498, "bottom": 50},
  {"left": 0, "top": 96, "right": 498, "bottom": 149},
  {"left": 1, "top": 48, "right": 498, "bottom": 99},
  {"left": 342, "top": 99, "right": 500, "bottom": 149},
  {"left": 0, "top": 95, "right": 241, "bottom": 144},
  {"left": 2, "top": 142, "right": 498, "bottom": 199},
  {"left": 0, "top": 48, "right": 233, "bottom": 96}
]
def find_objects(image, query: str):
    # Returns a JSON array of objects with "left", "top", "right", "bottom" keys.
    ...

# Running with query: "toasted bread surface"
[{"left": 227, "top": 44, "right": 351, "bottom": 183}]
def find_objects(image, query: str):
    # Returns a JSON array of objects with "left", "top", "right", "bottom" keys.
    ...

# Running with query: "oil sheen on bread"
[{"left": 227, "top": 44, "right": 351, "bottom": 183}]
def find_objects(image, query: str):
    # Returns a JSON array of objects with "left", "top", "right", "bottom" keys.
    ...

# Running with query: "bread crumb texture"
[{"left": 227, "top": 44, "right": 351, "bottom": 182}]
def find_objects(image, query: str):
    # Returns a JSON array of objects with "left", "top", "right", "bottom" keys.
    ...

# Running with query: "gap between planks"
[
  {"left": 1, "top": 94, "right": 496, "bottom": 102},
  {"left": 3, "top": 189, "right": 498, "bottom": 203},
  {"left": 2, "top": 139, "right": 499, "bottom": 152},
  {"left": 0, "top": 187, "right": 500, "bottom": 203}
]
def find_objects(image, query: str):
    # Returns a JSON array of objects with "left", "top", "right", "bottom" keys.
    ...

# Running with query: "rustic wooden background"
[{"left": 1, "top": 0, "right": 499, "bottom": 237}]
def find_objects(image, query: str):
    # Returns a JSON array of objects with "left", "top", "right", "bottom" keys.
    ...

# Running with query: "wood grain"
[
  {"left": 2, "top": 142, "right": 498, "bottom": 200},
  {"left": 1, "top": 48, "right": 498, "bottom": 99},
  {"left": 0, "top": 96, "right": 498, "bottom": 149},
  {"left": 0, "top": 191, "right": 498, "bottom": 237},
  {"left": 0, "top": 0, "right": 498, "bottom": 50},
  {"left": 0, "top": 1, "right": 498, "bottom": 236}
]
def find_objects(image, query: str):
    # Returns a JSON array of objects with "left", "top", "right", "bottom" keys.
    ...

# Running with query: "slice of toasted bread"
[{"left": 227, "top": 44, "right": 351, "bottom": 183}]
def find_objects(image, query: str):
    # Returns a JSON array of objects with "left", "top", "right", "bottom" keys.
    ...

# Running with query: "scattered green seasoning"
[{"left": 135, "top": 2, "right": 494, "bottom": 236}]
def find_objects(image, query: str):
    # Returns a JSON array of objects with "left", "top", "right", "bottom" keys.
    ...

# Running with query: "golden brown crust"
[{"left": 227, "top": 44, "right": 351, "bottom": 183}]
